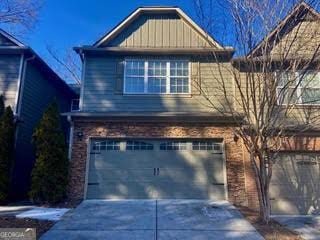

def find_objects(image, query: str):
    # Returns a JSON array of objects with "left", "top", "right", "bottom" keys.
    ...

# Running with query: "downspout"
[
  {"left": 14, "top": 54, "right": 25, "bottom": 116},
  {"left": 16, "top": 54, "right": 36, "bottom": 117},
  {"left": 67, "top": 115, "right": 74, "bottom": 160},
  {"left": 14, "top": 54, "right": 35, "bottom": 148}
]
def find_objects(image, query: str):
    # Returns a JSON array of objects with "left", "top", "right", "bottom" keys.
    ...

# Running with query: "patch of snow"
[
  {"left": 201, "top": 205, "right": 233, "bottom": 221},
  {"left": 16, "top": 208, "right": 69, "bottom": 221}
]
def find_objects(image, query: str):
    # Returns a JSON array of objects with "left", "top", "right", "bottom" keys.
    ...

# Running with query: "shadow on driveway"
[{"left": 41, "top": 200, "right": 263, "bottom": 240}]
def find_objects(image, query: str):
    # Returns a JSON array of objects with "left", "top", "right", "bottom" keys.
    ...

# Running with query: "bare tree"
[
  {"left": 47, "top": 46, "right": 81, "bottom": 84},
  {"left": 0, "top": 0, "right": 42, "bottom": 32},
  {"left": 193, "top": 0, "right": 320, "bottom": 222}
]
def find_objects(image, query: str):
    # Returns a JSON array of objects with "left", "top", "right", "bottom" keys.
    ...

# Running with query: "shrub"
[
  {"left": 29, "top": 101, "right": 69, "bottom": 204},
  {"left": 0, "top": 95, "right": 4, "bottom": 117},
  {"left": 0, "top": 106, "right": 15, "bottom": 203}
]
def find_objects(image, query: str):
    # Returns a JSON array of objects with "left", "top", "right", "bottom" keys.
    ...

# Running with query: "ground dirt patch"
[
  {"left": 239, "top": 206, "right": 303, "bottom": 240},
  {"left": 0, "top": 216, "right": 54, "bottom": 239}
]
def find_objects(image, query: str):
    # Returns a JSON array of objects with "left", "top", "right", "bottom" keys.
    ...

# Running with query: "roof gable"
[
  {"left": 0, "top": 29, "right": 25, "bottom": 47},
  {"left": 250, "top": 2, "right": 320, "bottom": 57},
  {"left": 94, "top": 7, "right": 223, "bottom": 49}
]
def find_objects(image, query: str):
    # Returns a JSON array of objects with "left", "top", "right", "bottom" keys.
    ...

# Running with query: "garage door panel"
[
  {"left": 154, "top": 182, "right": 225, "bottom": 200},
  {"left": 87, "top": 181, "right": 155, "bottom": 199},
  {"left": 271, "top": 153, "right": 320, "bottom": 215},
  {"left": 157, "top": 167, "right": 224, "bottom": 184},
  {"left": 88, "top": 168, "right": 155, "bottom": 182},
  {"left": 90, "top": 153, "right": 156, "bottom": 168},
  {"left": 87, "top": 139, "right": 226, "bottom": 200},
  {"left": 153, "top": 152, "right": 222, "bottom": 166},
  {"left": 271, "top": 198, "right": 317, "bottom": 215}
]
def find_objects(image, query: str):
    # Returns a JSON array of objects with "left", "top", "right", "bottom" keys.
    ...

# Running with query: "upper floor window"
[
  {"left": 124, "top": 59, "right": 190, "bottom": 94},
  {"left": 277, "top": 71, "right": 320, "bottom": 105},
  {"left": 71, "top": 99, "right": 80, "bottom": 111}
]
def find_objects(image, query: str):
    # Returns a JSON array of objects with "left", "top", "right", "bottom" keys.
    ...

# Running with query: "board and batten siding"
[
  {"left": 103, "top": 13, "right": 214, "bottom": 48},
  {"left": 270, "top": 19, "right": 320, "bottom": 58},
  {"left": 81, "top": 55, "right": 233, "bottom": 112},
  {"left": 0, "top": 54, "right": 22, "bottom": 110},
  {"left": 12, "top": 61, "right": 72, "bottom": 196}
]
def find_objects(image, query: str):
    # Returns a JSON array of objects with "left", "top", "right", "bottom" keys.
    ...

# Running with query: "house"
[
  {"left": 232, "top": 2, "right": 320, "bottom": 215},
  {"left": 0, "top": 29, "right": 77, "bottom": 199},
  {"left": 67, "top": 4, "right": 320, "bottom": 215},
  {"left": 68, "top": 6, "right": 247, "bottom": 207}
]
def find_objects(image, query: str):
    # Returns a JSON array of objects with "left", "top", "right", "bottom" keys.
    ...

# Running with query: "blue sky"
[
  {"left": 13, "top": 0, "right": 318, "bottom": 83},
  {"left": 19, "top": 0, "right": 198, "bottom": 82}
]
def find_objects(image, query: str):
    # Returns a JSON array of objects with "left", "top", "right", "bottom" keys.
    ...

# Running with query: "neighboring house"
[
  {"left": 68, "top": 83, "right": 81, "bottom": 111},
  {"left": 233, "top": 2, "right": 320, "bottom": 215},
  {"left": 67, "top": 4, "right": 319, "bottom": 215},
  {"left": 0, "top": 29, "right": 77, "bottom": 199}
]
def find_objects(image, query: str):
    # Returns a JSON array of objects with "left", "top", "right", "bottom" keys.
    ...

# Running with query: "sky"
[
  {"left": 18, "top": 0, "right": 199, "bottom": 83},
  {"left": 10, "top": 0, "right": 319, "bottom": 83}
]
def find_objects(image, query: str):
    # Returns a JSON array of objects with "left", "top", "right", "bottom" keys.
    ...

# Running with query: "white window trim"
[
  {"left": 71, "top": 99, "right": 80, "bottom": 112},
  {"left": 123, "top": 58, "right": 191, "bottom": 95},
  {"left": 276, "top": 71, "right": 320, "bottom": 106}
]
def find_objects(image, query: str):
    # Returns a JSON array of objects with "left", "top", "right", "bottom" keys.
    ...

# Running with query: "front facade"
[
  {"left": 0, "top": 30, "right": 77, "bottom": 199},
  {"left": 68, "top": 4, "right": 320, "bottom": 215}
]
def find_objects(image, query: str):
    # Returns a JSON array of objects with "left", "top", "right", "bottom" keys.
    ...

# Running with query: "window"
[
  {"left": 277, "top": 71, "right": 320, "bottom": 105},
  {"left": 192, "top": 141, "right": 221, "bottom": 151},
  {"left": 126, "top": 141, "right": 154, "bottom": 150},
  {"left": 124, "top": 60, "right": 190, "bottom": 94},
  {"left": 71, "top": 99, "right": 80, "bottom": 111},
  {"left": 160, "top": 141, "right": 187, "bottom": 151},
  {"left": 93, "top": 141, "right": 120, "bottom": 151}
]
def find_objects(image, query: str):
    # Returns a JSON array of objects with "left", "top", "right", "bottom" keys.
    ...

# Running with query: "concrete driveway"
[
  {"left": 41, "top": 200, "right": 263, "bottom": 240},
  {"left": 273, "top": 215, "right": 320, "bottom": 240}
]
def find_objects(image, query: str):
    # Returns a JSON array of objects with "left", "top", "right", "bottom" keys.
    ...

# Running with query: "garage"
[
  {"left": 86, "top": 139, "right": 227, "bottom": 200},
  {"left": 270, "top": 153, "right": 320, "bottom": 215}
]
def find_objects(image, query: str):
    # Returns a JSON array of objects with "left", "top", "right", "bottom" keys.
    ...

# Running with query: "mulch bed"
[
  {"left": 0, "top": 200, "right": 80, "bottom": 239},
  {"left": 0, "top": 216, "right": 55, "bottom": 239},
  {"left": 238, "top": 206, "right": 303, "bottom": 240}
]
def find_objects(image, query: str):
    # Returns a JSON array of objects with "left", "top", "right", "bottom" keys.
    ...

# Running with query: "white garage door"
[
  {"left": 86, "top": 139, "right": 226, "bottom": 200},
  {"left": 271, "top": 153, "right": 320, "bottom": 215}
]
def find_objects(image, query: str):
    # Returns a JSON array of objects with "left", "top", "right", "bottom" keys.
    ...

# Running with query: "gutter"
[
  {"left": 16, "top": 54, "right": 36, "bottom": 118},
  {"left": 73, "top": 46, "right": 235, "bottom": 57}
]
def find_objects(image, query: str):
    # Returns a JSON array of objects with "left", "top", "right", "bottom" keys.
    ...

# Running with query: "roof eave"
[
  {"left": 74, "top": 46, "right": 235, "bottom": 56},
  {"left": 62, "top": 111, "right": 243, "bottom": 124}
]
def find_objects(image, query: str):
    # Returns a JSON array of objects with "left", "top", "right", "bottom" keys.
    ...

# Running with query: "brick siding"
[{"left": 68, "top": 118, "right": 248, "bottom": 206}]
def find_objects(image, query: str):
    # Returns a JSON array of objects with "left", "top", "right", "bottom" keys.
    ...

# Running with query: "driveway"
[
  {"left": 273, "top": 215, "right": 320, "bottom": 240},
  {"left": 41, "top": 200, "right": 263, "bottom": 240}
]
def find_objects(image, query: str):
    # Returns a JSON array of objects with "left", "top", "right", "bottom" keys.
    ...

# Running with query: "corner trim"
[
  {"left": 14, "top": 54, "right": 25, "bottom": 115},
  {"left": 222, "top": 140, "right": 229, "bottom": 200},
  {"left": 79, "top": 55, "right": 86, "bottom": 111},
  {"left": 83, "top": 137, "right": 91, "bottom": 199}
]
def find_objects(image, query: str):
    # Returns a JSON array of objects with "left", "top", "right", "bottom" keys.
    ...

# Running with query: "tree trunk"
[
  {"left": 260, "top": 185, "right": 271, "bottom": 223},
  {"left": 251, "top": 153, "right": 271, "bottom": 224}
]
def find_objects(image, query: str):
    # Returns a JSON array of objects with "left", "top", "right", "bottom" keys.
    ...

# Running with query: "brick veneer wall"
[
  {"left": 243, "top": 135, "right": 320, "bottom": 211},
  {"left": 68, "top": 118, "right": 248, "bottom": 206}
]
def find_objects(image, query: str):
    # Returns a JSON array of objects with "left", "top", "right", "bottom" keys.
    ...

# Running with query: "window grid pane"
[
  {"left": 93, "top": 141, "right": 120, "bottom": 151},
  {"left": 160, "top": 142, "right": 187, "bottom": 151},
  {"left": 126, "top": 141, "right": 154, "bottom": 150},
  {"left": 125, "top": 60, "right": 189, "bottom": 94},
  {"left": 170, "top": 77, "right": 189, "bottom": 93},
  {"left": 192, "top": 141, "right": 221, "bottom": 151},
  {"left": 277, "top": 71, "right": 320, "bottom": 105}
]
